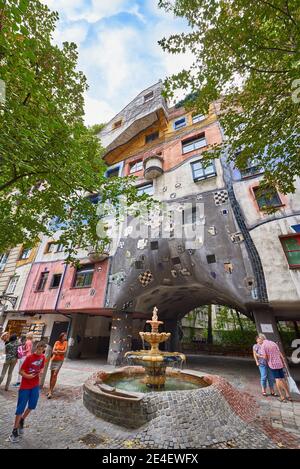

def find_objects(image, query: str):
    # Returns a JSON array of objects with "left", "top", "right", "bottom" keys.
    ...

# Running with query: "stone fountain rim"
[{"left": 84, "top": 366, "right": 212, "bottom": 402}]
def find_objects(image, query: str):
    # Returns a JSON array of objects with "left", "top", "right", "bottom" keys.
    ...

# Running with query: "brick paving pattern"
[{"left": 0, "top": 355, "right": 299, "bottom": 449}]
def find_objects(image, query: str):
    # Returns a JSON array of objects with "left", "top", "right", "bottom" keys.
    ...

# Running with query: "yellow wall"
[{"left": 104, "top": 105, "right": 218, "bottom": 167}]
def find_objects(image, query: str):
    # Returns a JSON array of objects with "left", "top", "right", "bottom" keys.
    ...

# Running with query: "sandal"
[
  {"left": 270, "top": 392, "right": 278, "bottom": 397},
  {"left": 278, "top": 398, "right": 287, "bottom": 403},
  {"left": 262, "top": 392, "right": 267, "bottom": 397},
  {"left": 286, "top": 397, "right": 293, "bottom": 402},
  {"left": 46, "top": 393, "right": 52, "bottom": 399}
]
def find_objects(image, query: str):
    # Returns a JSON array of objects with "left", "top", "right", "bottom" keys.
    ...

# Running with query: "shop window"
[
  {"left": 0, "top": 252, "right": 9, "bottom": 271},
  {"left": 36, "top": 272, "right": 49, "bottom": 292},
  {"left": 173, "top": 117, "right": 186, "bottom": 130},
  {"left": 137, "top": 183, "right": 154, "bottom": 196},
  {"left": 145, "top": 131, "right": 159, "bottom": 144},
  {"left": 191, "top": 160, "right": 216, "bottom": 182},
  {"left": 182, "top": 134, "right": 207, "bottom": 154},
  {"left": 19, "top": 248, "right": 31, "bottom": 260},
  {"left": 253, "top": 187, "right": 282, "bottom": 210},
  {"left": 280, "top": 234, "right": 300, "bottom": 269},
  {"left": 130, "top": 160, "right": 143, "bottom": 173},
  {"left": 50, "top": 273, "right": 62, "bottom": 289},
  {"left": 73, "top": 264, "right": 94, "bottom": 288},
  {"left": 6, "top": 276, "right": 19, "bottom": 294}
]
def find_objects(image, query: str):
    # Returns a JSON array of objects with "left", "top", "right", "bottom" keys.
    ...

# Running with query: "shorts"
[
  {"left": 271, "top": 368, "right": 285, "bottom": 379},
  {"left": 16, "top": 386, "right": 40, "bottom": 415},
  {"left": 50, "top": 360, "right": 63, "bottom": 372}
]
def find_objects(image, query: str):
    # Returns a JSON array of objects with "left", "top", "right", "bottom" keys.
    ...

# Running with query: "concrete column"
[
  {"left": 107, "top": 312, "right": 133, "bottom": 366},
  {"left": 164, "top": 319, "right": 181, "bottom": 352},
  {"left": 252, "top": 308, "right": 285, "bottom": 354},
  {"left": 66, "top": 314, "right": 88, "bottom": 359}
]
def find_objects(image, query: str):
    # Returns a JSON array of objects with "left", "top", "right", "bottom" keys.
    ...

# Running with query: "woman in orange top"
[{"left": 47, "top": 332, "right": 67, "bottom": 399}]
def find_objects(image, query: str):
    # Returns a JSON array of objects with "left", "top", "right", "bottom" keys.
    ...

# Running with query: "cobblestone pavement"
[{"left": 0, "top": 354, "right": 299, "bottom": 449}]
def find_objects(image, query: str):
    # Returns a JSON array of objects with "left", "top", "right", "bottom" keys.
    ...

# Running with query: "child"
[{"left": 8, "top": 341, "right": 46, "bottom": 443}]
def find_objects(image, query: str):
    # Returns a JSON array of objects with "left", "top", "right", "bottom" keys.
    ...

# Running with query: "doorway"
[{"left": 49, "top": 321, "right": 69, "bottom": 347}]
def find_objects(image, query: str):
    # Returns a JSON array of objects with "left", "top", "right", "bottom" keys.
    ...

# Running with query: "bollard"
[{"left": 40, "top": 344, "right": 52, "bottom": 389}]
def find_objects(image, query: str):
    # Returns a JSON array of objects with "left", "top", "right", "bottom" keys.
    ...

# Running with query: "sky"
[{"left": 42, "top": 0, "right": 193, "bottom": 126}]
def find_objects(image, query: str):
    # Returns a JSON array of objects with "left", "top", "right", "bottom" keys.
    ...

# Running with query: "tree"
[
  {"left": 0, "top": 0, "right": 140, "bottom": 261},
  {"left": 158, "top": 0, "right": 300, "bottom": 194}
]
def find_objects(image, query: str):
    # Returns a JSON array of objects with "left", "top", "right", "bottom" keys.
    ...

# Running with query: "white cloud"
[
  {"left": 84, "top": 94, "right": 115, "bottom": 126},
  {"left": 52, "top": 22, "right": 88, "bottom": 45}
]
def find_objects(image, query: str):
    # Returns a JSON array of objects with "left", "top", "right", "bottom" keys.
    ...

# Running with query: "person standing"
[
  {"left": 24, "top": 333, "right": 33, "bottom": 357},
  {"left": 253, "top": 335, "right": 277, "bottom": 397},
  {"left": 260, "top": 334, "right": 292, "bottom": 402},
  {"left": 8, "top": 341, "right": 46, "bottom": 443},
  {"left": 13, "top": 336, "right": 27, "bottom": 387},
  {"left": 47, "top": 332, "right": 68, "bottom": 399},
  {"left": 0, "top": 334, "right": 19, "bottom": 391}
]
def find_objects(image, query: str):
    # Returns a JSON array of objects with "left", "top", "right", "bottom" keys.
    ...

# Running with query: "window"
[
  {"left": 87, "top": 193, "right": 101, "bottom": 204},
  {"left": 145, "top": 131, "right": 159, "bottom": 144},
  {"left": 182, "top": 205, "right": 196, "bottom": 224},
  {"left": 130, "top": 160, "right": 143, "bottom": 173},
  {"left": 0, "top": 252, "right": 9, "bottom": 271},
  {"left": 45, "top": 242, "right": 57, "bottom": 254},
  {"left": 253, "top": 187, "right": 282, "bottom": 210},
  {"left": 137, "top": 184, "right": 154, "bottom": 196},
  {"left": 182, "top": 134, "right": 207, "bottom": 154},
  {"left": 192, "top": 114, "right": 205, "bottom": 124},
  {"left": 113, "top": 119, "right": 122, "bottom": 129},
  {"left": 280, "top": 234, "right": 300, "bottom": 269},
  {"left": 56, "top": 243, "right": 64, "bottom": 253},
  {"left": 6, "top": 276, "right": 19, "bottom": 294},
  {"left": 241, "top": 160, "right": 264, "bottom": 179},
  {"left": 19, "top": 248, "right": 31, "bottom": 260},
  {"left": 36, "top": 272, "right": 49, "bottom": 292},
  {"left": 144, "top": 91, "right": 154, "bottom": 102},
  {"left": 73, "top": 264, "right": 94, "bottom": 288},
  {"left": 173, "top": 117, "right": 186, "bottom": 130},
  {"left": 50, "top": 273, "right": 62, "bottom": 289},
  {"left": 191, "top": 160, "right": 216, "bottom": 182},
  {"left": 106, "top": 167, "right": 119, "bottom": 179}
]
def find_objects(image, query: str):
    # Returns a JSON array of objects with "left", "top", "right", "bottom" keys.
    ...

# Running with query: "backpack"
[{"left": 17, "top": 345, "right": 25, "bottom": 359}]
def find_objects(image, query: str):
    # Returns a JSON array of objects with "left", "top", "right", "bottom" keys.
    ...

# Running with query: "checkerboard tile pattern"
[{"left": 214, "top": 190, "right": 229, "bottom": 206}]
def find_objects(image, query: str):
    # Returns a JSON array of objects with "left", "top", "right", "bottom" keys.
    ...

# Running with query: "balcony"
[
  {"left": 143, "top": 155, "right": 164, "bottom": 180},
  {"left": 88, "top": 243, "right": 110, "bottom": 262}
]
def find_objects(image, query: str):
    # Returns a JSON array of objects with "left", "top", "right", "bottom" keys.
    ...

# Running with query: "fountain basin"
[{"left": 83, "top": 366, "right": 211, "bottom": 429}]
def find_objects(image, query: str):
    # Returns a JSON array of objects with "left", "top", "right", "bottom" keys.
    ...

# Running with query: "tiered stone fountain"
[
  {"left": 83, "top": 307, "right": 259, "bottom": 448},
  {"left": 125, "top": 306, "right": 186, "bottom": 389}
]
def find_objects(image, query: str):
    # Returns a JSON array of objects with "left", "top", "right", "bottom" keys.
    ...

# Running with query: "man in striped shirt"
[{"left": 260, "top": 334, "right": 292, "bottom": 402}]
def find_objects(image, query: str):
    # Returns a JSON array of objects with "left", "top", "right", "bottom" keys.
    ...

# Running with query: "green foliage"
[
  {"left": 215, "top": 329, "right": 256, "bottom": 347},
  {"left": 0, "top": 1, "right": 141, "bottom": 262},
  {"left": 159, "top": 0, "right": 300, "bottom": 194}
]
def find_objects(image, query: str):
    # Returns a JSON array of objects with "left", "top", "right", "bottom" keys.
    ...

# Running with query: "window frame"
[
  {"left": 136, "top": 183, "right": 154, "bottom": 196},
  {"left": 145, "top": 131, "right": 159, "bottom": 144},
  {"left": 173, "top": 117, "right": 187, "bottom": 130},
  {"left": 190, "top": 160, "right": 217, "bottom": 182},
  {"left": 192, "top": 114, "right": 206, "bottom": 124},
  {"left": 130, "top": 160, "right": 143, "bottom": 174},
  {"left": 144, "top": 91, "right": 154, "bottom": 103},
  {"left": 253, "top": 186, "right": 283, "bottom": 211},
  {"left": 6, "top": 275, "right": 19, "bottom": 294},
  {"left": 50, "top": 273, "right": 62, "bottom": 289},
  {"left": 36, "top": 272, "right": 49, "bottom": 292},
  {"left": 19, "top": 248, "right": 31, "bottom": 260},
  {"left": 0, "top": 252, "right": 9, "bottom": 271},
  {"left": 182, "top": 134, "right": 207, "bottom": 154},
  {"left": 279, "top": 234, "right": 300, "bottom": 269},
  {"left": 73, "top": 264, "right": 94, "bottom": 288}
]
